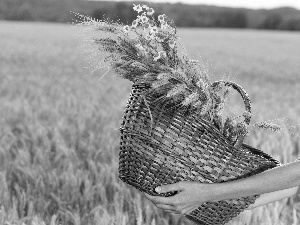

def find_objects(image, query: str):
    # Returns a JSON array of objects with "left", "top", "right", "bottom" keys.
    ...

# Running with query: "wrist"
[
  {"left": 204, "top": 182, "right": 229, "bottom": 202},
  {"left": 211, "top": 179, "right": 249, "bottom": 202}
]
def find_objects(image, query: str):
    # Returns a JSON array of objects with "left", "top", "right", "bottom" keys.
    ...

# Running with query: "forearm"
[
  {"left": 212, "top": 160, "right": 300, "bottom": 202},
  {"left": 246, "top": 186, "right": 298, "bottom": 210}
]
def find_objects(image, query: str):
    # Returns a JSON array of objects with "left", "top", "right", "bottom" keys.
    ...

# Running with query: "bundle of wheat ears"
[{"left": 73, "top": 4, "right": 281, "bottom": 144}]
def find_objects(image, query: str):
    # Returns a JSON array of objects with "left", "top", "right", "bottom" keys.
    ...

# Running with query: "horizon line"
[{"left": 82, "top": 0, "right": 300, "bottom": 10}]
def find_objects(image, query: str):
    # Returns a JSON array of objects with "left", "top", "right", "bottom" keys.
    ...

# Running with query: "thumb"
[{"left": 155, "top": 182, "right": 185, "bottom": 193}]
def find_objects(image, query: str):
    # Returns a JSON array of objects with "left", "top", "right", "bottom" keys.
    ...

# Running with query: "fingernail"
[{"left": 155, "top": 187, "right": 161, "bottom": 193}]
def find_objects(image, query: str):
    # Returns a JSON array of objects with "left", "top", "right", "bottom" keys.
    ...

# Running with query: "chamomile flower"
[
  {"left": 150, "top": 26, "right": 158, "bottom": 34},
  {"left": 142, "top": 5, "right": 149, "bottom": 10},
  {"left": 123, "top": 25, "right": 130, "bottom": 33},
  {"left": 169, "top": 39, "right": 176, "bottom": 48},
  {"left": 147, "top": 8, "right": 155, "bottom": 16},
  {"left": 153, "top": 52, "right": 161, "bottom": 61},
  {"left": 133, "top": 4, "right": 143, "bottom": 13},
  {"left": 132, "top": 19, "right": 139, "bottom": 28},
  {"left": 143, "top": 23, "right": 151, "bottom": 29},
  {"left": 160, "top": 21, "right": 169, "bottom": 29},
  {"left": 140, "top": 16, "right": 149, "bottom": 24},
  {"left": 156, "top": 36, "right": 165, "bottom": 43},
  {"left": 158, "top": 14, "right": 165, "bottom": 22},
  {"left": 145, "top": 33, "right": 154, "bottom": 41}
]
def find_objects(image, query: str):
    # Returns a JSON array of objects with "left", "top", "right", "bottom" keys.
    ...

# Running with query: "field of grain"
[{"left": 0, "top": 20, "right": 300, "bottom": 225}]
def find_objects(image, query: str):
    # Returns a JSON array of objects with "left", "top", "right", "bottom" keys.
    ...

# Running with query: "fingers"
[
  {"left": 155, "top": 201, "right": 200, "bottom": 214},
  {"left": 143, "top": 192, "right": 157, "bottom": 201},
  {"left": 143, "top": 193, "right": 181, "bottom": 214},
  {"left": 156, "top": 204, "right": 181, "bottom": 215},
  {"left": 143, "top": 192, "right": 177, "bottom": 205},
  {"left": 144, "top": 192, "right": 198, "bottom": 215},
  {"left": 155, "top": 181, "right": 186, "bottom": 194},
  {"left": 155, "top": 203, "right": 195, "bottom": 215},
  {"left": 181, "top": 204, "right": 199, "bottom": 215},
  {"left": 156, "top": 203, "right": 175, "bottom": 210},
  {"left": 164, "top": 210, "right": 181, "bottom": 215}
]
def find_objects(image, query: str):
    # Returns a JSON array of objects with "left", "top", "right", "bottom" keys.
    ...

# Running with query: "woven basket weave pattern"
[{"left": 119, "top": 84, "right": 280, "bottom": 225}]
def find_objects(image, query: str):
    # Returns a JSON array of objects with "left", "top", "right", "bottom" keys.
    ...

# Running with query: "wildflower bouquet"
[{"left": 74, "top": 4, "right": 281, "bottom": 225}]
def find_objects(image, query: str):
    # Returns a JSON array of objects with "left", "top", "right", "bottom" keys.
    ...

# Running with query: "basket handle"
[{"left": 210, "top": 81, "right": 251, "bottom": 149}]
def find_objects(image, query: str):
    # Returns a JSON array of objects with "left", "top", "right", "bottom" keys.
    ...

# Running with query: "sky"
[{"left": 94, "top": 0, "right": 300, "bottom": 9}]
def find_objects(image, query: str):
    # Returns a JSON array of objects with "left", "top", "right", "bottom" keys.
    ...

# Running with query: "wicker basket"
[{"left": 118, "top": 82, "right": 280, "bottom": 225}]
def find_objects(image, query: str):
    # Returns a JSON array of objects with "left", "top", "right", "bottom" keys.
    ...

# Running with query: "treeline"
[{"left": 0, "top": 0, "right": 300, "bottom": 31}]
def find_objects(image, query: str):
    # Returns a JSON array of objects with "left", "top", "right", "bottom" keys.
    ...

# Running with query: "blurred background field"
[
  {"left": 1, "top": 0, "right": 300, "bottom": 31},
  {"left": 0, "top": 13, "right": 300, "bottom": 225}
]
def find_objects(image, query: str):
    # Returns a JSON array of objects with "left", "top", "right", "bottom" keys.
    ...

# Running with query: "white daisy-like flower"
[
  {"left": 137, "top": 12, "right": 146, "bottom": 21},
  {"left": 158, "top": 14, "right": 165, "bottom": 22},
  {"left": 123, "top": 25, "right": 130, "bottom": 33},
  {"left": 140, "top": 16, "right": 149, "bottom": 24},
  {"left": 150, "top": 26, "right": 158, "bottom": 34},
  {"left": 160, "top": 21, "right": 169, "bottom": 29},
  {"left": 147, "top": 8, "right": 155, "bottom": 16},
  {"left": 153, "top": 52, "right": 161, "bottom": 61},
  {"left": 145, "top": 33, "right": 154, "bottom": 41},
  {"left": 143, "top": 23, "right": 151, "bottom": 29},
  {"left": 142, "top": 5, "right": 149, "bottom": 10},
  {"left": 133, "top": 4, "right": 139, "bottom": 10},
  {"left": 131, "top": 19, "right": 139, "bottom": 28},
  {"left": 156, "top": 37, "right": 164, "bottom": 42},
  {"left": 133, "top": 4, "right": 143, "bottom": 13},
  {"left": 169, "top": 39, "right": 176, "bottom": 48}
]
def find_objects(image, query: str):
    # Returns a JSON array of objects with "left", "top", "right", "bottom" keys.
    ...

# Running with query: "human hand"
[{"left": 143, "top": 181, "right": 214, "bottom": 215}]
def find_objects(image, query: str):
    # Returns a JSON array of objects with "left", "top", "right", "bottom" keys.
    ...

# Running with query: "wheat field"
[{"left": 0, "top": 20, "right": 300, "bottom": 225}]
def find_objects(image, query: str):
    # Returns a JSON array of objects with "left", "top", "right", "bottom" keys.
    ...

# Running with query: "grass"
[{"left": 0, "top": 20, "right": 300, "bottom": 225}]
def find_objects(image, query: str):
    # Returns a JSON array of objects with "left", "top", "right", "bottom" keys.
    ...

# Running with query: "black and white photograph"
[{"left": 0, "top": 0, "right": 300, "bottom": 224}]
